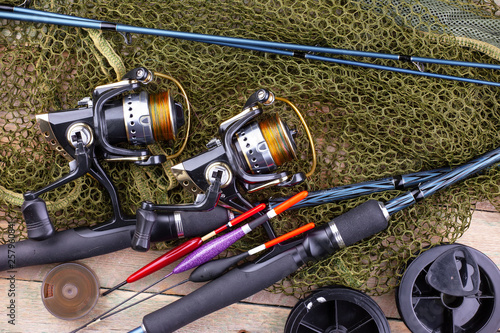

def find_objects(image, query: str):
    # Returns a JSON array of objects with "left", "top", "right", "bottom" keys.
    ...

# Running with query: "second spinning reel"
[{"left": 171, "top": 88, "right": 316, "bottom": 212}]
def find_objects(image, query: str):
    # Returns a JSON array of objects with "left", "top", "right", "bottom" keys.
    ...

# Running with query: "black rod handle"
[
  {"left": 0, "top": 226, "right": 134, "bottom": 271},
  {"left": 141, "top": 200, "right": 390, "bottom": 333},
  {"left": 142, "top": 249, "right": 302, "bottom": 333}
]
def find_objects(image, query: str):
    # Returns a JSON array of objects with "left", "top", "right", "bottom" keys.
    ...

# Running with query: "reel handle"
[
  {"left": 21, "top": 196, "right": 55, "bottom": 240},
  {"left": 131, "top": 172, "right": 223, "bottom": 252},
  {"left": 131, "top": 207, "right": 157, "bottom": 252},
  {"left": 21, "top": 138, "right": 91, "bottom": 240}
]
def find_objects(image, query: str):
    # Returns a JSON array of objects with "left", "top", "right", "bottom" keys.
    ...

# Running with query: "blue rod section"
[
  {"left": 186, "top": 38, "right": 500, "bottom": 87},
  {"left": 306, "top": 54, "right": 500, "bottom": 87},
  {"left": 116, "top": 24, "right": 400, "bottom": 59},
  {"left": 411, "top": 56, "right": 500, "bottom": 70},
  {"left": 385, "top": 147, "right": 500, "bottom": 215},
  {"left": 0, "top": 10, "right": 102, "bottom": 29},
  {"left": 3, "top": 8, "right": 500, "bottom": 71},
  {"left": 13, "top": 6, "right": 102, "bottom": 23},
  {"left": 127, "top": 326, "right": 144, "bottom": 333},
  {"left": 269, "top": 167, "right": 450, "bottom": 209}
]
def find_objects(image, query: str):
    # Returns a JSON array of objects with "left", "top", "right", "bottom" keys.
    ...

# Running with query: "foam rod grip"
[
  {"left": 330, "top": 200, "right": 389, "bottom": 247},
  {"left": 179, "top": 206, "right": 232, "bottom": 238},
  {"left": 142, "top": 249, "right": 302, "bottom": 333},
  {"left": 0, "top": 226, "right": 134, "bottom": 271}
]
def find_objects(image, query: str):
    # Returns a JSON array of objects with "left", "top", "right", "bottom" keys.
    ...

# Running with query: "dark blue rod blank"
[{"left": 2, "top": 7, "right": 500, "bottom": 87}]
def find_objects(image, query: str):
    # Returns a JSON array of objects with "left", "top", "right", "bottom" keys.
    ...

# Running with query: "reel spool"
[
  {"left": 284, "top": 286, "right": 390, "bottom": 333},
  {"left": 98, "top": 89, "right": 183, "bottom": 146},
  {"left": 396, "top": 243, "right": 500, "bottom": 333},
  {"left": 234, "top": 113, "right": 297, "bottom": 175},
  {"left": 41, "top": 263, "right": 100, "bottom": 320}
]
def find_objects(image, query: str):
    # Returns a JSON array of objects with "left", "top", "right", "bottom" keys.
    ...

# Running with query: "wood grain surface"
[{"left": 1, "top": 205, "right": 499, "bottom": 333}]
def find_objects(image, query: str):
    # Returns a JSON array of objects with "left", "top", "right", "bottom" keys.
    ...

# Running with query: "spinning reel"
[
  {"left": 22, "top": 67, "right": 188, "bottom": 240},
  {"left": 171, "top": 88, "right": 316, "bottom": 212},
  {"left": 130, "top": 89, "right": 315, "bottom": 251},
  {"left": 37, "top": 67, "right": 185, "bottom": 164}
]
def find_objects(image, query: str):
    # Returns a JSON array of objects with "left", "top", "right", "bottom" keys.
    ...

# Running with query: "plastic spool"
[
  {"left": 284, "top": 286, "right": 390, "bottom": 333},
  {"left": 397, "top": 243, "right": 500, "bottom": 333},
  {"left": 41, "top": 263, "right": 100, "bottom": 320}
]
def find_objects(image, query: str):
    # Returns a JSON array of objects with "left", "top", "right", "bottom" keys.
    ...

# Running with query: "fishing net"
[{"left": 1, "top": 0, "right": 500, "bottom": 296}]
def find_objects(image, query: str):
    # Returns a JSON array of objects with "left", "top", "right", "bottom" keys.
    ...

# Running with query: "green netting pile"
[{"left": 1, "top": 0, "right": 500, "bottom": 296}]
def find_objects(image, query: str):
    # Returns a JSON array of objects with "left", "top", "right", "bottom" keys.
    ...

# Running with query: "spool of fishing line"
[
  {"left": 397, "top": 244, "right": 500, "bottom": 333},
  {"left": 285, "top": 286, "right": 390, "bottom": 333},
  {"left": 234, "top": 113, "right": 297, "bottom": 174},
  {"left": 149, "top": 90, "right": 184, "bottom": 142},
  {"left": 41, "top": 263, "right": 100, "bottom": 320},
  {"left": 259, "top": 114, "right": 297, "bottom": 166}
]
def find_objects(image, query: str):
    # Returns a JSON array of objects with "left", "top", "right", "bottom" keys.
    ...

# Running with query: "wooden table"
[{"left": 1, "top": 202, "right": 499, "bottom": 333}]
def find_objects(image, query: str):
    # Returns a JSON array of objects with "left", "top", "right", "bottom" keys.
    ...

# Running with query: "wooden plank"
[
  {"left": 458, "top": 210, "right": 500, "bottom": 268},
  {"left": 475, "top": 201, "right": 498, "bottom": 212},
  {"left": 0, "top": 207, "right": 499, "bottom": 332},
  {"left": 0, "top": 279, "right": 292, "bottom": 333},
  {"left": 0, "top": 277, "right": 409, "bottom": 333}
]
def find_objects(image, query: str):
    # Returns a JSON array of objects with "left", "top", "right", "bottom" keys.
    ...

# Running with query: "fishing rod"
[
  {"left": 269, "top": 166, "right": 452, "bottom": 209},
  {"left": 0, "top": 77, "right": 313, "bottom": 270},
  {"left": 102, "top": 203, "right": 266, "bottom": 296},
  {"left": 73, "top": 192, "right": 308, "bottom": 332},
  {"left": 102, "top": 191, "right": 304, "bottom": 297},
  {"left": 2, "top": 5, "right": 500, "bottom": 87},
  {"left": 131, "top": 145, "right": 500, "bottom": 333},
  {"left": 72, "top": 223, "right": 315, "bottom": 333},
  {"left": 0, "top": 160, "right": 471, "bottom": 272}
]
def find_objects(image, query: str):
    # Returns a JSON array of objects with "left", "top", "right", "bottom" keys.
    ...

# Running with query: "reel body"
[
  {"left": 37, "top": 82, "right": 184, "bottom": 163},
  {"left": 22, "top": 67, "right": 186, "bottom": 241},
  {"left": 172, "top": 89, "right": 306, "bottom": 212}
]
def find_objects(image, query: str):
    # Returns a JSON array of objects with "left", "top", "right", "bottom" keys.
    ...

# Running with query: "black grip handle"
[
  {"left": 135, "top": 206, "right": 232, "bottom": 251},
  {"left": 142, "top": 249, "right": 302, "bottom": 333},
  {"left": 131, "top": 208, "right": 156, "bottom": 252},
  {"left": 0, "top": 226, "right": 134, "bottom": 271},
  {"left": 179, "top": 206, "right": 232, "bottom": 238},
  {"left": 132, "top": 174, "right": 223, "bottom": 251},
  {"left": 21, "top": 197, "right": 55, "bottom": 240},
  {"left": 141, "top": 200, "right": 390, "bottom": 332}
]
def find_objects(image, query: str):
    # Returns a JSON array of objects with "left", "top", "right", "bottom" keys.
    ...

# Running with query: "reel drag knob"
[{"left": 21, "top": 195, "right": 55, "bottom": 240}]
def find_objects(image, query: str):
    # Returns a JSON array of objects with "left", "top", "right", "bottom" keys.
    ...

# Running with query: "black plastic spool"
[
  {"left": 397, "top": 243, "right": 500, "bottom": 333},
  {"left": 284, "top": 286, "right": 390, "bottom": 333}
]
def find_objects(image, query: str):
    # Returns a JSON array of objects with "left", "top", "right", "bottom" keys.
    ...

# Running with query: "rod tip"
[{"left": 102, "top": 280, "right": 127, "bottom": 296}]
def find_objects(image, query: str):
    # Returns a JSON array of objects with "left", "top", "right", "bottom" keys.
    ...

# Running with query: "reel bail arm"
[
  {"left": 172, "top": 88, "right": 311, "bottom": 239},
  {"left": 224, "top": 89, "right": 306, "bottom": 189}
]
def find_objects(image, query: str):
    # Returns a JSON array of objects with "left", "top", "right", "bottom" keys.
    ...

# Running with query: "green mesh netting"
[{"left": 1, "top": 0, "right": 500, "bottom": 296}]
